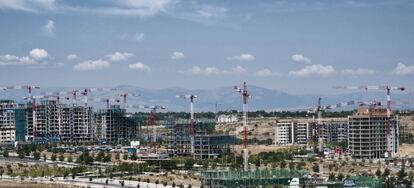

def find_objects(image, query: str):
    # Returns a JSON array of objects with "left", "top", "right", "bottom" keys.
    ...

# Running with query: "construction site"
[{"left": 0, "top": 83, "right": 413, "bottom": 188}]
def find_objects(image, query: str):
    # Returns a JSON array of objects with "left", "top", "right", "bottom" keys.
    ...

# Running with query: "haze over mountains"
[{"left": 1, "top": 85, "right": 413, "bottom": 112}]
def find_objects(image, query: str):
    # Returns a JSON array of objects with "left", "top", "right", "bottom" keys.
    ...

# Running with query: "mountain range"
[{"left": 1, "top": 85, "right": 413, "bottom": 112}]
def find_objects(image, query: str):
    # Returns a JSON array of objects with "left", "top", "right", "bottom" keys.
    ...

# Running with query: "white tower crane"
[{"left": 176, "top": 94, "right": 197, "bottom": 155}]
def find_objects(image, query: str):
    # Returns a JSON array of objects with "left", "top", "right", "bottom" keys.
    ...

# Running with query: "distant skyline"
[{"left": 0, "top": 0, "right": 413, "bottom": 95}]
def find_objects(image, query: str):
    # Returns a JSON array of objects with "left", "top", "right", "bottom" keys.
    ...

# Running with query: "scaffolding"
[
  {"left": 200, "top": 169, "right": 308, "bottom": 187},
  {"left": 169, "top": 118, "right": 235, "bottom": 159}
]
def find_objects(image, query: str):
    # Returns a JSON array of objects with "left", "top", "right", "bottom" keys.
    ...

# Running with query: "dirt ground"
[
  {"left": 399, "top": 144, "right": 414, "bottom": 157},
  {"left": 0, "top": 181, "right": 77, "bottom": 188}
]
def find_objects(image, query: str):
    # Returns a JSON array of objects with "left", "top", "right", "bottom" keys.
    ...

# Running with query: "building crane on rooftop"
[{"left": 334, "top": 85, "right": 406, "bottom": 159}]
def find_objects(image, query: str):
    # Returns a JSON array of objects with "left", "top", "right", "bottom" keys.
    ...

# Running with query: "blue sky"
[{"left": 0, "top": 0, "right": 413, "bottom": 94}]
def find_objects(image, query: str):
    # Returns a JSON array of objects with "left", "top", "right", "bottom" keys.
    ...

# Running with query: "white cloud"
[
  {"left": 0, "top": 0, "right": 56, "bottom": 12},
  {"left": 66, "top": 54, "right": 79, "bottom": 60},
  {"left": 134, "top": 32, "right": 145, "bottom": 42},
  {"left": 106, "top": 52, "right": 133, "bottom": 61},
  {"left": 230, "top": 65, "right": 247, "bottom": 74},
  {"left": 0, "top": 54, "right": 36, "bottom": 65},
  {"left": 393, "top": 63, "right": 414, "bottom": 75},
  {"left": 291, "top": 54, "right": 311, "bottom": 64},
  {"left": 197, "top": 6, "right": 227, "bottom": 18},
  {"left": 189, "top": 66, "right": 220, "bottom": 75},
  {"left": 29, "top": 48, "right": 48, "bottom": 60},
  {"left": 42, "top": 19, "right": 55, "bottom": 36},
  {"left": 94, "top": 0, "right": 175, "bottom": 17},
  {"left": 0, "top": 0, "right": 173, "bottom": 17},
  {"left": 73, "top": 59, "right": 110, "bottom": 71},
  {"left": 255, "top": 68, "right": 281, "bottom": 77},
  {"left": 171, "top": 51, "right": 184, "bottom": 60},
  {"left": 205, "top": 67, "right": 220, "bottom": 75},
  {"left": 227, "top": 53, "right": 255, "bottom": 61},
  {"left": 189, "top": 66, "right": 202, "bottom": 75},
  {"left": 129, "top": 62, "right": 151, "bottom": 72},
  {"left": 0, "top": 48, "right": 49, "bottom": 65},
  {"left": 188, "top": 65, "right": 246, "bottom": 75},
  {"left": 342, "top": 68, "right": 376, "bottom": 76},
  {"left": 289, "top": 64, "right": 336, "bottom": 77}
]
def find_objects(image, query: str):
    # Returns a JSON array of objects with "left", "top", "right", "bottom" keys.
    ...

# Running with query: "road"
[{"left": 1, "top": 175, "right": 196, "bottom": 188}]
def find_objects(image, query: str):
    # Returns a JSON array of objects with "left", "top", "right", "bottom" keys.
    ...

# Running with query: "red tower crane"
[
  {"left": 119, "top": 92, "right": 140, "bottom": 109},
  {"left": 80, "top": 87, "right": 119, "bottom": 107},
  {"left": 129, "top": 104, "right": 165, "bottom": 154},
  {"left": 234, "top": 82, "right": 250, "bottom": 171}
]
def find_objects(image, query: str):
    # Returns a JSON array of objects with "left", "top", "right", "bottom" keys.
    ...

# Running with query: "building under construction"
[
  {"left": 0, "top": 100, "right": 18, "bottom": 144},
  {"left": 169, "top": 118, "right": 235, "bottom": 159},
  {"left": 348, "top": 107, "right": 399, "bottom": 159},
  {"left": 95, "top": 105, "right": 139, "bottom": 144},
  {"left": 25, "top": 100, "right": 94, "bottom": 144}
]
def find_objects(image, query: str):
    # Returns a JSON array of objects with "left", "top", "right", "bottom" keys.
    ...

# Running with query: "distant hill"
[{"left": 0, "top": 85, "right": 412, "bottom": 112}]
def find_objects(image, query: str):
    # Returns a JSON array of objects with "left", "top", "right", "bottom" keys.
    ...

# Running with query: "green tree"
[
  {"left": 33, "top": 152, "right": 41, "bottom": 160},
  {"left": 280, "top": 160, "right": 286, "bottom": 169},
  {"left": 18, "top": 150, "right": 25, "bottom": 159},
  {"left": 95, "top": 151, "right": 105, "bottom": 162},
  {"left": 59, "top": 154, "right": 65, "bottom": 162},
  {"left": 123, "top": 154, "right": 128, "bottom": 160},
  {"left": 288, "top": 162, "right": 295, "bottom": 170},
  {"left": 397, "top": 166, "right": 407, "bottom": 181},
  {"left": 172, "top": 182, "right": 176, "bottom": 187},
  {"left": 328, "top": 173, "right": 336, "bottom": 181},
  {"left": 103, "top": 154, "right": 111, "bottom": 162},
  {"left": 130, "top": 153, "right": 138, "bottom": 161},
  {"left": 337, "top": 173, "right": 344, "bottom": 181},
  {"left": 51, "top": 154, "right": 57, "bottom": 161},
  {"left": 383, "top": 168, "right": 390, "bottom": 178},
  {"left": 43, "top": 154, "right": 47, "bottom": 161},
  {"left": 3, "top": 150, "right": 8, "bottom": 158},
  {"left": 184, "top": 158, "right": 195, "bottom": 170},
  {"left": 375, "top": 168, "right": 382, "bottom": 178},
  {"left": 67, "top": 155, "right": 73, "bottom": 162},
  {"left": 312, "top": 163, "right": 319, "bottom": 173},
  {"left": 77, "top": 151, "right": 94, "bottom": 165},
  {"left": 63, "top": 171, "right": 69, "bottom": 179},
  {"left": 115, "top": 153, "right": 120, "bottom": 161}
]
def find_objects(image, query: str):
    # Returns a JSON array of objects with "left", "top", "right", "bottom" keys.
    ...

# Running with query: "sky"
[{"left": 0, "top": 0, "right": 413, "bottom": 95}]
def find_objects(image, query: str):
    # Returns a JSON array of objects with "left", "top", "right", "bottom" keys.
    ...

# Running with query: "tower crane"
[
  {"left": 91, "top": 97, "right": 121, "bottom": 109},
  {"left": 334, "top": 85, "right": 406, "bottom": 159},
  {"left": 129, "top": 104, "right": 166, "bottom": 154},
  {"left": 119, "top": 92, "right": 140, "bottom": 109},
  {"left": 234, "top": 82, "right": 250, "bottom": 172},
  {"left": 309, "top": 98, "right": 356, "bottom": 152},
  {"left": 80, "top": 87, "right": 119, "bottom": 107},
  {"left": 176, "top": 94, "right": 197, "bottom": 155},
  {"left": 5, "top": 85, "right": 40, "bottom": 103}
]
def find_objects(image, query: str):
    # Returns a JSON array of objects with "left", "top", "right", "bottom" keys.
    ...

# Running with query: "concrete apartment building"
[
  {"left": 60, "top": 105, "right": 94, "bottom": 144},
  {"left": 169, "top": 119, "right": 235, "bottom": 159},
  {"left": 26, "top": 100, "right": 94, "bottom": 144},
  {"left": 274, "top": 118, "right": 347, "bottom": 146},
  {"left": 274, "top": 120, "right": 311, "bottom": 145},
  {"left": 318, "top": 119, "right": 348, "bottom": 143},
  {"left": 348, "top": 108, "right": 399, "bottom": 159},
  {"left": 95, "top": 105, "right": 138, "bottom": 144},
  {"left": 0, "top": 100, "right": 17, "bottom": 144}
]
